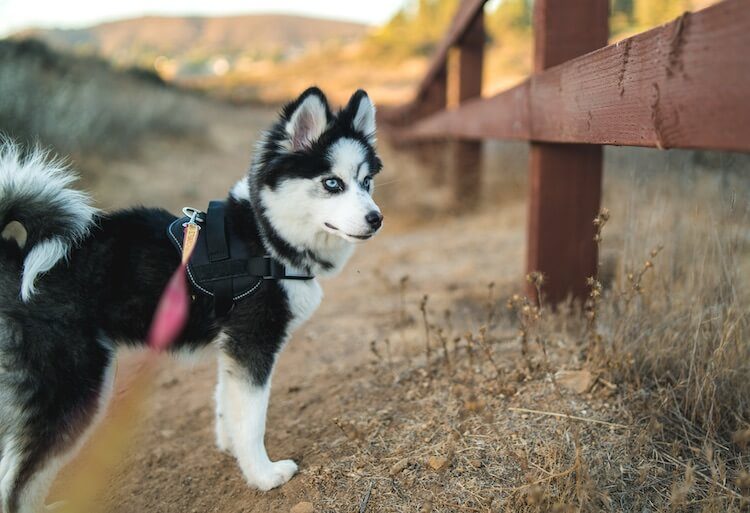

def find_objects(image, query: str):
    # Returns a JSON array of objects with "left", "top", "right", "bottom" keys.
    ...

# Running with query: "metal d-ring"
[{"left": 182, "top": 207, "right": 205, "bottom": 227}]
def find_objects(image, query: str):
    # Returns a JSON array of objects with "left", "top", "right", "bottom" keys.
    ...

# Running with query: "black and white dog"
[{"left": 0, "top": 87, "right": 382, "bottom": 513}]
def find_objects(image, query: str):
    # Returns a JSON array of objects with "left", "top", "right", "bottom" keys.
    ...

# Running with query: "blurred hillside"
[
  {"left": 0, "top": 39, "right": 203, "bottom": 161},
  {"left": 16, "top": 15, "right": 367, "bottom": 78},
  {"left": 10, "top": 0, "right": 722, "bottom": 106}
]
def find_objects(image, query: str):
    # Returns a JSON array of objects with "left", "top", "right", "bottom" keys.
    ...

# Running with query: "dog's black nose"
[{"left": 365, "top": 211, "right": 383, "bottom": 230}]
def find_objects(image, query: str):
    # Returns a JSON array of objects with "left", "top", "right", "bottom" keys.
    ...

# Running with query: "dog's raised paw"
[{"left": 245, "top": 459, "right": 298, "bottom": 491}]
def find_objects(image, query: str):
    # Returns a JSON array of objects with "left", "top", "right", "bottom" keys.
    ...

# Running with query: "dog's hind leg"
[
  {"left": 0, "top": 355, "right": 115, "bottom": 513},
  {"left": 1, "top": 440, "right": 71, "bottom": 513}
]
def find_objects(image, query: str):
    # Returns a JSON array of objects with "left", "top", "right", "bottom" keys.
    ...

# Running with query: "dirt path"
[{"left": 50, "top": 103, "right": 529, "bottom": 512}]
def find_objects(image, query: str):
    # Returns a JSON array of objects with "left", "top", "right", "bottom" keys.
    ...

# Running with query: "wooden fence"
[{"left": 380, "top": 0, "right": 750, "bottom": 304}]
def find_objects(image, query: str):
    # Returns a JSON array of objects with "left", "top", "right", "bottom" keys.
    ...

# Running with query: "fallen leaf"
[
  {"left": 427, "top": 455, "right": 450, "bottom": 471},
  {"left": 555, "top": 369, "right": 596, "bottom": 394}
]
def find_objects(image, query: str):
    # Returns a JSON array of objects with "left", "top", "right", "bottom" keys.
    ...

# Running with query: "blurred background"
[{"left": 2, "top": 1, "right": 749, "bottom": 512}]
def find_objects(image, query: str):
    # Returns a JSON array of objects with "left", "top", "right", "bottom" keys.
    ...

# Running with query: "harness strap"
[
  {"left": 205, "top": 202, "right": 233, "bottom": 317},
  {"left": 206, "top": 201, "right": 229, "bottom": 262}
]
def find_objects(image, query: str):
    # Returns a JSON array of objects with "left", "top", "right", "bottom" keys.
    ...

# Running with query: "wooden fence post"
[
  {"left": 448, "top": 6, "right": 484, "bottom": 209},
  {"left": 527, "top": 0, "right": 609, "bottom": 304},
  {"left": 413, "top": 70, "right": 448, "bottom": 120}
]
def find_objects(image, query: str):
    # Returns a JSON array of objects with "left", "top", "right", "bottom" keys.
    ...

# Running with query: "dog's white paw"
[{"left": 244, "top": 459, "right": 298, "bottom": 491}]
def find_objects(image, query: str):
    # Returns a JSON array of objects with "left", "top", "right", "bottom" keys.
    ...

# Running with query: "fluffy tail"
[{"left": 0, "top": 140, "right": 97, "bottom": 301}]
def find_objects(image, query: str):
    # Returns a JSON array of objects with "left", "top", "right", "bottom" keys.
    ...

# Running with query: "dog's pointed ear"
[
  {"left": 284, "top": 87, "right": 329, "bottom": 151},
  {"left": 345, "top": 89, "right": 376, "bottom": 143}
]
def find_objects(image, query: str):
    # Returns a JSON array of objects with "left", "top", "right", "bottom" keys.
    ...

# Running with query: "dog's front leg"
[
  {"left": 214, "top": 353, "right": 233, "bottom": 453},
  {"left": 217, "top": 352, "right": 297, "bottom": 491}
]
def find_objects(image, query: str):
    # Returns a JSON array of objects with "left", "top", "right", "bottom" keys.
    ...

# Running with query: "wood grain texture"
[{"left": 402, "top": 0, "right": 750, "bottom": 153}]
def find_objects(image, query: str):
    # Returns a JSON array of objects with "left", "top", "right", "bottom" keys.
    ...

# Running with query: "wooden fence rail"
[{"left": 381, "top": 0, "right": 750, "bottom": 303}]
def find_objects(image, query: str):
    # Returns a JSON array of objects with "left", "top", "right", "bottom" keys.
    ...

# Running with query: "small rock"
[
  {"left": 555, "top": 369, "right": 596, "bottom": 394},
  {"left": 290, "top": 502, "right": 314, "bottom": 513},
  {"left": 468, "top": 459, "right": 482, "bottom": 469},
  {"left": 389, "top": 458, "right": 410, "bottom": 476},
  {"left": 427, "top": 455, "right": 450, "bottom": 471}
]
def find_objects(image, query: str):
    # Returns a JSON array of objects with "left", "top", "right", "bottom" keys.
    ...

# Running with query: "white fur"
[
  {"left": 280, "top": 278, "right": 323, "bottom": 334},
  {"left": 216, "top": 353, "right": 297, "bottom": 491},
  {"left": 285, "top": 95, "right": 328, "bottom": 151},
  {"left": 0, "top": 142, "right": 97, "bottom": 302},
  {"left": 214, "top": 354, "right": 232, "bottom": 454},
  {"left": 21, "top": 239, "right": 70, "bottom": 302},
  {"left": 321, "top": 138, "right": 381, "bottom": 239},
  {"left": 229, "top": 179, "right": 251, "bottom": 202}
]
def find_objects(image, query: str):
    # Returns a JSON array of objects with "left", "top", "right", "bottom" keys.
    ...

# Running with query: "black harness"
[{"left": 168, "top": 200, "right": 313, "bottom": 317}]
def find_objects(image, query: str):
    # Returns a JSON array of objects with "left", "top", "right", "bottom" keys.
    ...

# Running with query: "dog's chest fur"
[{"left": 280, "top": 278, "right": 323, "bottom": 334}]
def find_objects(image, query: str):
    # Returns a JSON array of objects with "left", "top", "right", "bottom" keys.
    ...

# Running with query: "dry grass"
[
  {"left": 0, "top": 39, "right": 204, "bottom": 159},
  {"left": 297, "top": 146, "right": 750, "bottom": 512}
]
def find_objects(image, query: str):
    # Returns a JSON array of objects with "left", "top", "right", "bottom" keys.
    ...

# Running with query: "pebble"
[
  {"left": 389, "top": 458, "right": 410, "bottom": 476},
  {"left": 427, "top": 455, "right": 450, "bottom": 471},
  {"left": 290, "top": 502, "right": 314, "bottom": 513}
]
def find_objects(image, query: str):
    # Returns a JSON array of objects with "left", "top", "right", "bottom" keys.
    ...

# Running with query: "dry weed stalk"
[
  {"left": 398, "top": 275, "right": 410, "bottom": 342},
  {"left": 585, "top": 208, "right": 609, "bottom": 363},
  {"left": 486, "top": 281, "right": 497, "bottom": 328},
  {"left": 419, "top": 294, "right": 432, "bottom": 370},
  {"left": 507, "top": 274, "right": 546, "bottom": 373},
  {"left": 477, "top": 326, "right": 502, "bottom": 378},
  {"left": 436, "top": 327, "right": 452, "bottom": 372}
]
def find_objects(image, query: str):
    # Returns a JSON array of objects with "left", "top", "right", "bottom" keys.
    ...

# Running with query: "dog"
[{"left": 0, "top": 87, "right": 382, "bottom": 513}]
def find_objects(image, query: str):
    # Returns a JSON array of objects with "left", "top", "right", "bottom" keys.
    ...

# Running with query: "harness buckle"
[
  {"left": 268, "top": 259, "right": 286, "bottom": 279},
  {"left": 181, "top": 207, "right": 205, "bottom": 228}
]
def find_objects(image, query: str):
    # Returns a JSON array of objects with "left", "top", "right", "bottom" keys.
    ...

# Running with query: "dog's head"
[{"left": 249, "top": 87, "right": 383, "bottom": 251}]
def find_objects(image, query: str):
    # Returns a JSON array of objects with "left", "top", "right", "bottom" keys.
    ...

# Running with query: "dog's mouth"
[{"left": 324, "top": 223, "right": 374, "bottom": 241}]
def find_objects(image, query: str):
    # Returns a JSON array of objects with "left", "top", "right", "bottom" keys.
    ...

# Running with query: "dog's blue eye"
[
  {"left": 323, "top": 177, "right": 344, "bottom": 193},
  {"left": 362, "top": 176, "right": 372, "bottom": 189}
]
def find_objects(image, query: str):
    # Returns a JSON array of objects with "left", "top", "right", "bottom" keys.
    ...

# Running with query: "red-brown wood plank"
[
  {"left": 527, "top": 0, "right": 608, "bottom": 304},
  {"left": 402, "top": 80, "right": 531, "bottom": 140},
  {"left": 402, "top": 0, "right": 750, "bottom": 153}
]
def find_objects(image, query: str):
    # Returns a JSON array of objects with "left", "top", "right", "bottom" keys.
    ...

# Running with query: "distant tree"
[
  {"left": 488, "top": 0, "right": 532, "bottom": 37},
  {"left": 610, "top": 0, "right": 635, "bottom": 35},
  {"left": 364, "top": 0, "right": 459, "bottom": 58},
  {"left": 634, "top": 0, "right": 692, "bottom": 29}
]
